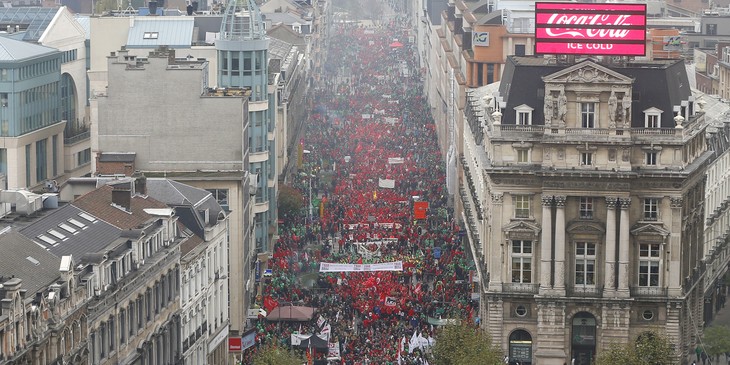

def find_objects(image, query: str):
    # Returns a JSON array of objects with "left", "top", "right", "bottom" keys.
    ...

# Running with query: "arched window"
[{"left": 508, "top": 329, "right": 533, "bottom": 365}]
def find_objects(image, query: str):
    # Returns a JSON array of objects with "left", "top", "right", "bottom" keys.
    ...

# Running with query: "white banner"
[
  {"left": 384, "top": 117, "right": 399, "bottom": 125},
  {"left": 378, "top": 178, "right": 396, "bottom": 189},
  {"left": 319, "top": 261, "right": 404, "bottom": 272},
  {"left": 328, "top": 342, "right": 341, "bottom": 359},
  {"left": 388, "top": 157, "right": 404, "bottom": 164}
]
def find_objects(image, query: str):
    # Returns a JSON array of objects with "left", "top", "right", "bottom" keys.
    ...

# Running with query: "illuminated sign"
[
  {"left": 473, "top": 32, "right": 490, "bottom": 47},
  {"left": 534, "top": 2, "right": 647, "bottom": 56}
]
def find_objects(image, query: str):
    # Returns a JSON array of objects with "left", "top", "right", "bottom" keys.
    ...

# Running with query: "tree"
[
  {"left": 252, "top": 344, "right": 304, "bottom": 365},
  {"left": 431, "top": 323, "right": 503, "bottom": 365},
  {"left": 278, "top": 184, "right": 304, "bottom": 222},
  {"left": 703, "top": 325, "right": 730, "bottom": 364},
  {"left": 594, "top": 330, "right": 675, "bottom": 365}
]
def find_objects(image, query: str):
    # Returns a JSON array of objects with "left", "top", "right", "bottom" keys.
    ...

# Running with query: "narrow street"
[{"left": 252, "top": 5, "right": 476, "bottom": 365}]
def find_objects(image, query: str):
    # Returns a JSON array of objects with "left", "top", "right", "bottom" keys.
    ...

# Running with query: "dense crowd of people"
[{"left": 250, "top": 10, "right": 477, "bottom": 365}]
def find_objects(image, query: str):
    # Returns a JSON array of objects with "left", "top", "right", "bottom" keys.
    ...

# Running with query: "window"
[
  {"left": 579, "top": 197, "right": 593, "bottom": 219},
  {"left": 77, "top": 148, "right": 91, "bottom": 166},
  {"left": 518, "top": 111, "right": 530, "bottom": 125},
  {"left": 514, "top": 105, "right": 533, "bottom": 125},
  {"left": 515, "top": 44, "right": 526, "bottom": 56},
  {"left": 514, "top": 195, "right": 530, "bottom": 218},
  {"left": 639, "top": 243, "right": 661, "bottom": 287},
  {"left": 646, "top": 114, "right": 659, "bottom": 128},
  {"left": 575, "top": 242, "right": 596, "bottom": 285},
  {"left": 515, "top": 305, "right": 527, "bottom": 317},
  {"left": 511, "top": 240, "right": 532, "bottom": 283},
  {"left": 206, "top": 189, "right": 229, "bottom": 211},
  {"left": 52, "top": 135, "right": 57, "bottom": 177},
  {"left": 707, "top": 23, "right": 718, "bottom": 35},
  {"left": 581, "top": 102, "right": 596, "bottom": 128},
  {"left": 25, "top": 144, "right": 31, "bottom": 187},
  {"left": 642, "top": 310, "right": 654, "bottom": 320},
  {"left": 517, "top": 149, "right": 529, "bottom": 163},
  {"left": 643, "top": 198, "right": 659, "bottom": 220},
  {"left": 645, "top": 152, "right": 657, "bottom": 166},
  {"left": 143, "top": 32, "right": 159, "bottom": 39},
  {"left": 580, "top": 152, "right": 593, "bottom": 166}
]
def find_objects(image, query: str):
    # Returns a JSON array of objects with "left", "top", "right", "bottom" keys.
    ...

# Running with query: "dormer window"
[
  {"left": 513, "top": 104, "right": 534, "bottom": 125},
  {"left": 643, "top": 107, "right": 663, "bottom": 128}
]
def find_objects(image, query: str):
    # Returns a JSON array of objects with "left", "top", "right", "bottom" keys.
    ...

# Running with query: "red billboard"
[
  {"left": 228, "top": 337, "right": 242, "bottom": 352},
  {"left": 534, "top": 2, "right": 647, "bottom": 56}
]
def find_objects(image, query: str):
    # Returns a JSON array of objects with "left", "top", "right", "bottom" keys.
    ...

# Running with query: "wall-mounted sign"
[
  {"left": 534, "top": 2, "right": 647, "bottom": 56},
  {"left": 663, "top": 35, "right": 682, "bottom": 51},
  {"left": 473, "top": 31, "right": 490, "bottom": 47}
]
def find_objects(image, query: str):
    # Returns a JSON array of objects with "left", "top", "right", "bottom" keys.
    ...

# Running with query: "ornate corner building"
[{"left": 461, "top": 56, "right": 710, "bottom": 365}]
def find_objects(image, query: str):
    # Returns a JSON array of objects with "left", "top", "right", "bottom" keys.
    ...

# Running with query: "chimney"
[
  {"left": 167, "top": 48, "right": 176, "bottom": 65},
  {"left": 132, "top": 171, "right": 147, "bottom": 196},
  {"left": 14, "top": 25, "right": 19, "bottom": 33},
  {"left": 187, "top": 3, "right": 193, "bottom": 15},
  {"left": 5, "top": 25, "right": 9, "bottom": 33},
  {"left": 148, "top": 1, "right": 158, "bottom": 15},
  {"left": 111, "top": 184, "right": 132, "bottom": 211}
]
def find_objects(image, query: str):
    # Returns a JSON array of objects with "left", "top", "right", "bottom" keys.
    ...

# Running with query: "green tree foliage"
[
  {"left": 431, "top": 323, "right": 503, "bottom": 365},
  {"left": 278, "top": 184, "right": 304, "bottom": 222},
  {"left": 595, "top": 330, "right": 675, "bottom": 365},
  {"left": 703, "top": 325, "right": 730, "bottom": 359},
  {"left": 252, "top": 344, "right": 304, "bottom": 365}
]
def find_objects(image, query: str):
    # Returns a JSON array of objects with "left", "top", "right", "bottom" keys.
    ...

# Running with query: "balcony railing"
[
  {"left": 502, "top": 282, "right": 539, "bottom": 294},
  {"left": 629, "top": 286, "right": 668, "bottom": 297},
  {"left": 567, "top": 285, "right": 604, "bottom": 297}
]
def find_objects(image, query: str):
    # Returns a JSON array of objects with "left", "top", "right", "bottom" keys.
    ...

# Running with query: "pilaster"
[
  {"left": 554, "top": 196, "right": 566, "bottom": 294},
  {"left": 604, "top": 198, "right": 618, "bottom": 296},
  {"left": 540, "top": 195, "right": 553, "bottom": 292},
  {"left": 617, "top": 197, "right": 630, "bottom": 298}
]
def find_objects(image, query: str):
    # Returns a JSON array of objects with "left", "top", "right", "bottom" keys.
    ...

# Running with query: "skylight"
[
  {"left": 58, "top": 223, "right": 77, "bottom": 234},
  {"left": 26, "top": 256, "right": 40, "bottom": 266},
  {"left": 47, "top": 229, "right": 66, "bottom": 240},
  {"left": 67, "top": 218, "right": 86, "bottom": 229},
  {"left": 37, "top": 234, "right": 56, "bottom": 246},
  {"left": 143, "top": 32, "right": 159, "bottom": 39},
  {"left": 78, "top": 212, "right": 97, "bottom": 222}
]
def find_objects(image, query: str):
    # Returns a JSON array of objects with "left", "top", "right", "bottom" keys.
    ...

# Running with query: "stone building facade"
[{"left": 463, "top": 56, "right": 709, "bottom": 365}]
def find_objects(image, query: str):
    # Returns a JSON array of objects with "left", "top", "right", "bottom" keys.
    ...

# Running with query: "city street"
[{"left": 253, "top": 4, "right": 477, "bottom": 364}]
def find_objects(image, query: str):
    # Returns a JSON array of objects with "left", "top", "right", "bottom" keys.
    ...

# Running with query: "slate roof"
[
  {"left": 0, "top": 35, "right": 57, "bottom": 61},
  {"left": 145, "top": 178, "right": 225, "bottom": 237},
  {"left": 18, "top": 204, "right": 121, "bottom": 258},
  {"left": 498, "top": 56, "right": 691, "bottom": 128},
  {"left": 0, "top": 231, "right": 60, "bottom": 294},
  {"left": 72, "top": 185, "right": 169, "bottom": 230},
  {"left": 126, "top": 17, "right": 195, "bottom": 48},
  {"left": 0, "top": 7, "right": 58, "bottom": 42}
]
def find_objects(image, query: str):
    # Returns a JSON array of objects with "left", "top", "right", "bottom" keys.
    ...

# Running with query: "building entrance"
[{"left": 571, "top": 312, "right": 597, "bottom": 365}]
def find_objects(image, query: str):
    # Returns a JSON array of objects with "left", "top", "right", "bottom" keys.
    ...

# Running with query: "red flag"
[
  {"left": 263, "top": 296, "right": 278, "bottom": 313},
  {"left": 414, "top": 201, "right": 429, "bottom": 220}
]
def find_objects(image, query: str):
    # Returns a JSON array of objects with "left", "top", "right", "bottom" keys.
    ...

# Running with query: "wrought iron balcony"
[
  {"left": 502, "top": 282, "right": 539, "bottom": 294},
  {"left": 629, "top": 286, "right": 668, "bottom": 297},
  {"left": 567, "top": 285, "right": 604, "bottom": 297}
]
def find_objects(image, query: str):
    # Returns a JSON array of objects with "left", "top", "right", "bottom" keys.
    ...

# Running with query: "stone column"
[
  {"left": 554, "top": 196, "right": 567, "bottom": 293},
  {"left": 617, "top": 197, "right": 631, "bottom": 297},
  {"left": 604, "top": 198, "right": 618, "bottom": 295},
  {"left": 540, "top": 195, "right": 553, "bottom": 292}
]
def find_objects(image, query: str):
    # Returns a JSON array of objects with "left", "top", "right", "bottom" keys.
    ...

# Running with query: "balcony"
[
  {"left": 630, "top": 286, "right": 668, "bottom": 298},
  {"left": 567, "top": 285, "right": 604, "bottom": 297},
  {"left": 502, "top": 282, "right": 539, "bottom": 294}
]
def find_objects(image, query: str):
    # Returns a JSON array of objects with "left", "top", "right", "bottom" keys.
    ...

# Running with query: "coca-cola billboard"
[{"left": 534, "top": 2, "right": 647, "bottom": 56}]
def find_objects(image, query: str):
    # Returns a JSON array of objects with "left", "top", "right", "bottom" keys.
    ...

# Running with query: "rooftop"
[{"left": 0, "top": 230, "right": 60, "bottom": 295}]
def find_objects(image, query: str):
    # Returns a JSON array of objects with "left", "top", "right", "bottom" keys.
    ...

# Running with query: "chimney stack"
[
  {"left": 111, "top": 183, "right": 132, "bottom": 211},
  {"left": 132, "top": 171, "right": 147, "bottom": 196}
]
